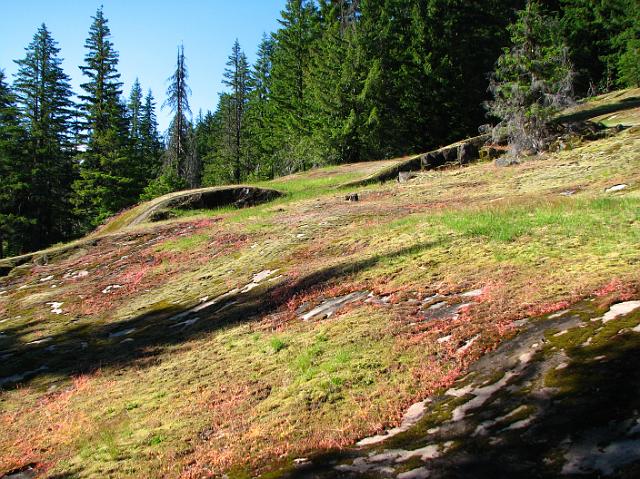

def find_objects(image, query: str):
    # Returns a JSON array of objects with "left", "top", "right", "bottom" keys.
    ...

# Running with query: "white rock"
[
  {"left": 602, "top": 301, "right": 640, "bottom": 323},
  {"left": 457, "top": 334, "right": 480, "bottom": 354},
  {"left": 461, "top": 288, "right": 483, "bottom": 298},
  {"left": 109, "top": 328, "right": 135, "bottom": 338},
  {"left": 397, "top": 466, "right": 430, "bottom": 479},
  {"left": 46, "top": 302, "right": 64, "bottom": 314},
  {"left": 102, "top": 284, "right": 123, "bottom": 294},
  {"left": 605, "top": 184, "right": 628, "bottom": 193}
]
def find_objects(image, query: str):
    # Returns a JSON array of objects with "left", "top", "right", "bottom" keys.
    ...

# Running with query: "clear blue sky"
[{"left": 0, "top": 0, "right": 286, "bottom": 131}]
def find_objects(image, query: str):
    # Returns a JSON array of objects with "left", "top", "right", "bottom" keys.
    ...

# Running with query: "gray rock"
[
  {"left": 301, "top": 291, "right": 369, "bottom": 321},
  {"left": 605, "top": 184, "right": 627, "bottom": 193},
  {"left": 458, "top": 142, "right": 479, "bottom": 164},
  {"left": 495, "top": 156, "right": 521, "bottom": 167},
  {"left": 345, "top": 193, "right": 359, "bottom": 202},
  {"left": 398, "top": 171, "right": 419, "bottom": 183}
]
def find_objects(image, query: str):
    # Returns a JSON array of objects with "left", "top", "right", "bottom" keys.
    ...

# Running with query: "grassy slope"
[{"left": 1, "top": 100, "right": 639, "bottom": 478}]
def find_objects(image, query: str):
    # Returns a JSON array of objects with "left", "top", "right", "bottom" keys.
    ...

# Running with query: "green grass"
[
  {"left": 155, "top": 233, "right": 210, "bottom": 252},
  {"left": 439, "top": 197, "right": 640, "bottom": 243}
]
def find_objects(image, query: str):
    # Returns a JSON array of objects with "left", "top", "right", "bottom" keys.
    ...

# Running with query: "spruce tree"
[
  {"left": 128, "top": 78, "right": 143, "bottom": 149},
  {"left": 222, "top": 39, "right": 251, "bottom": 183},
  {"left": 244, "top": 34, "right": 278, "bottom": 179},
  {"left": 126, "top": 78, "right": 149, "bottom": 197},
  {"left": 139, "top": 89, "right": 163, "bottom": 180},
  {"left": 616, "top": 0, "right": 640, "bottom": 87},
  {"left": 269, "top": 0, "right": 320, "bottom": 172},
  {"left": 307, "top": 0, "right": 362, "bottom": 164},
  {"left": 487, "top": 0, "right": 574, "bottom": 155},
  {"left": 75, "top": 6, "right": 132, "bottom": 228},
  {"left": 560, "top": 0, "right": 633, "bottom": 94},
  {"left": 164, "top": 45, "right": 199, "bottom": 188},
  {"left": 12, "top": 24, "right": 76, "bottom": 251},
  {"left": 0, "top": 69, "right": 28, "bottom": 257},
  {"left": 144, "top": 45, "right": 197, "bottom": 198}
]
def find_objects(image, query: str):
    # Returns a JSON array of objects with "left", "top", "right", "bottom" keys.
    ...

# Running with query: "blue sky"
[{"left": 0, "top": 0, "right": 286, "bottom": 131}]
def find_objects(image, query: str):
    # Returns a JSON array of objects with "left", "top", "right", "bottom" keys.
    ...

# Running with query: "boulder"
[
  {"left": 458, "top": 142, "right": 479, "bottom": 164},
  {"left": 421, "top": 151, "right": 445, "bottom": 169},
  {"left": 495, "top": 156, "right": 521, "bottom": 167},
  {"left": 398, "top": 171, "right": 419, "bottom": 183},
  {"left": 443, "top": 146, "right": 459, "bottom": 163},
  {"left": 479, "top": 146, "right": 503, "bottom": 161},
  {"left": 345, "top": 193, "right": 359, "bottom": 202}
]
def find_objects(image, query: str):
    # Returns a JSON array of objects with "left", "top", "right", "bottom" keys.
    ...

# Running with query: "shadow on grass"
[
  {"left": 275, "top": 307, "right": 640, "bottom": 478},
  {"left": 557, "top": 96, "right": 640, "bottom": 124},
  {"left": 0, "top": 240, "right": 442, "bottom": 392}
]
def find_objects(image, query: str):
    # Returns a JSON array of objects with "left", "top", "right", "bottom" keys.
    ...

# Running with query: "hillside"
[{"left": 1, "top": 89, "right": 640, "bottom": 478}]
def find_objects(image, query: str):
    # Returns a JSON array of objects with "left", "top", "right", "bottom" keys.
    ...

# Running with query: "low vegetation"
[{"left": 1, "top": 94, "right": 639, "bottom": 477}]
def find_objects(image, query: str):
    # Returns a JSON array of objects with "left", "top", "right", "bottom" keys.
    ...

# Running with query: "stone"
[
  {"left": 357, "top": 400, "right": 428, "bottom": 446},
  {"left": 46, "top": 302, "right": 64, "bottom": 314},
  {"left": 458, "top": 142, "right": 479, "bottom": 164},
  {"left": 345, "top": 193, "right": 359, "bottom": 202},
  {"left": 457, "top": 334, "right": 480, "bottom": 354},
  {"left": 421, "top": 151, "right": 445, "bottom": 169},
  {"left": 0, "top": 365, "right": 48, "bottom": 387},
  {"left": 559, "top": 190, "right": 577, "bottom": 196},
  {"left": 605, "top": 184, "right": 628, "bottom": 193},
  {"left": 602, "top": 301, "right": 640, "bottom": 323},
  {"left": 398, "top": 171, "right": 419, "bottom": 183},
  {"left": 102, "top": 284, "right": 123, "bottom": 294},
  {"left": 109, "top": 328, "right": 135, "bottom": 338},
  {"left": 442, "top": 146, "right": 458, "bottom": 163},
  {"left": 479, "top": 146, "right": 502, "bottom": 161},
  {"left": 397, "top": 467, "right": 431, "bottom": 479},
  {"left": 301, "top": 291, "right": 369, "bottom": 321},
  {"left": 495, "top": 156, "right": 520, "bottom": 167},
  {"left": 461, "top": 288, "right": 483, "bottom": 298}
]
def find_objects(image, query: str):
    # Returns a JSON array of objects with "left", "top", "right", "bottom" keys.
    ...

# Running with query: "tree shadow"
[
  {"left": 557, "top": 96, "right": 640, "bottom": 124},
  {"left": 278, "top": 309, "right": 640, "bottom": 478},
  {"left": 0, "top": 240, "right": 442, "bottom": 391}
]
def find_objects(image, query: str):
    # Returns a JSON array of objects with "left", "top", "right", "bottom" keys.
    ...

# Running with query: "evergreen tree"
[
  {"left": 164, "top": 45, "right": 199, "bottom": 188},
  {"left": 0, "top": 69, "right": 28, "bottom": 257},
  {"left": 139, "top": 89, "right": 163, "bottom": 181},
  {"left": 198, "top": 100, "right": 235, "bottom": 186},
  {"left": 144, "top": 45, "right": 197, "bottom": 198},
  {"left": 306, "top": 0, "right": 362, "bottom": 164},
  {"left": 126, "top": 78, "right": 151, "bottom": 197},
  {"left": 222, "top": 39, "right": 251, "bottom": 183},
  {"left": 269, "top": 0, "right": 321, "bottom": 172},
  {"left": 74, "top": 6, "right": 133, "bottom": 228},
  {"left": 616, "top": 0, "right": 640, "bottom": 87},
  {"left": 244, "top": 34, "right": 278, "bottom": 179},
  {"left": 12, "top": 24, "right": 76, "bottom": 251},
  {"left": 560, "top": 0, "right": 636, "bottom": 94},
  {"left": 128, "top": 78, "right": 143, "bottom": 148},
  {"left": 487, "top": 0, "right": 574, "bottom": 155}
]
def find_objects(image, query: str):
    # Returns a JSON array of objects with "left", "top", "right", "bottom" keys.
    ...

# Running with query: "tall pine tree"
[
  {"left": 269, "top": 0, "right": 321, "bottom": 172},
  {"left": 144, "top": 45, "right": 198, "bottom": 199},
  {"left": 244, "top": 34, "right": 279, "bottom": 179},
  {"left": 0, "top": 69, "right": 28, "bottom": 257},
  {"left": 222, "top": 39, "right": 251, "bottom": 183},
  {"left": 74, "top": 6, "right": 133, "bottom": 228},
  {"left": 164, "top": 45, "right": 199, "bottom": 188},
  {"left": 12, "top": 25, "right": 76, "bottom": 251},
  {"left": 487, "top": 0, "right": 574, "bottom": 154},
  {"left": 139, "top": 89, "right": 163, "bottom": 183}
]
